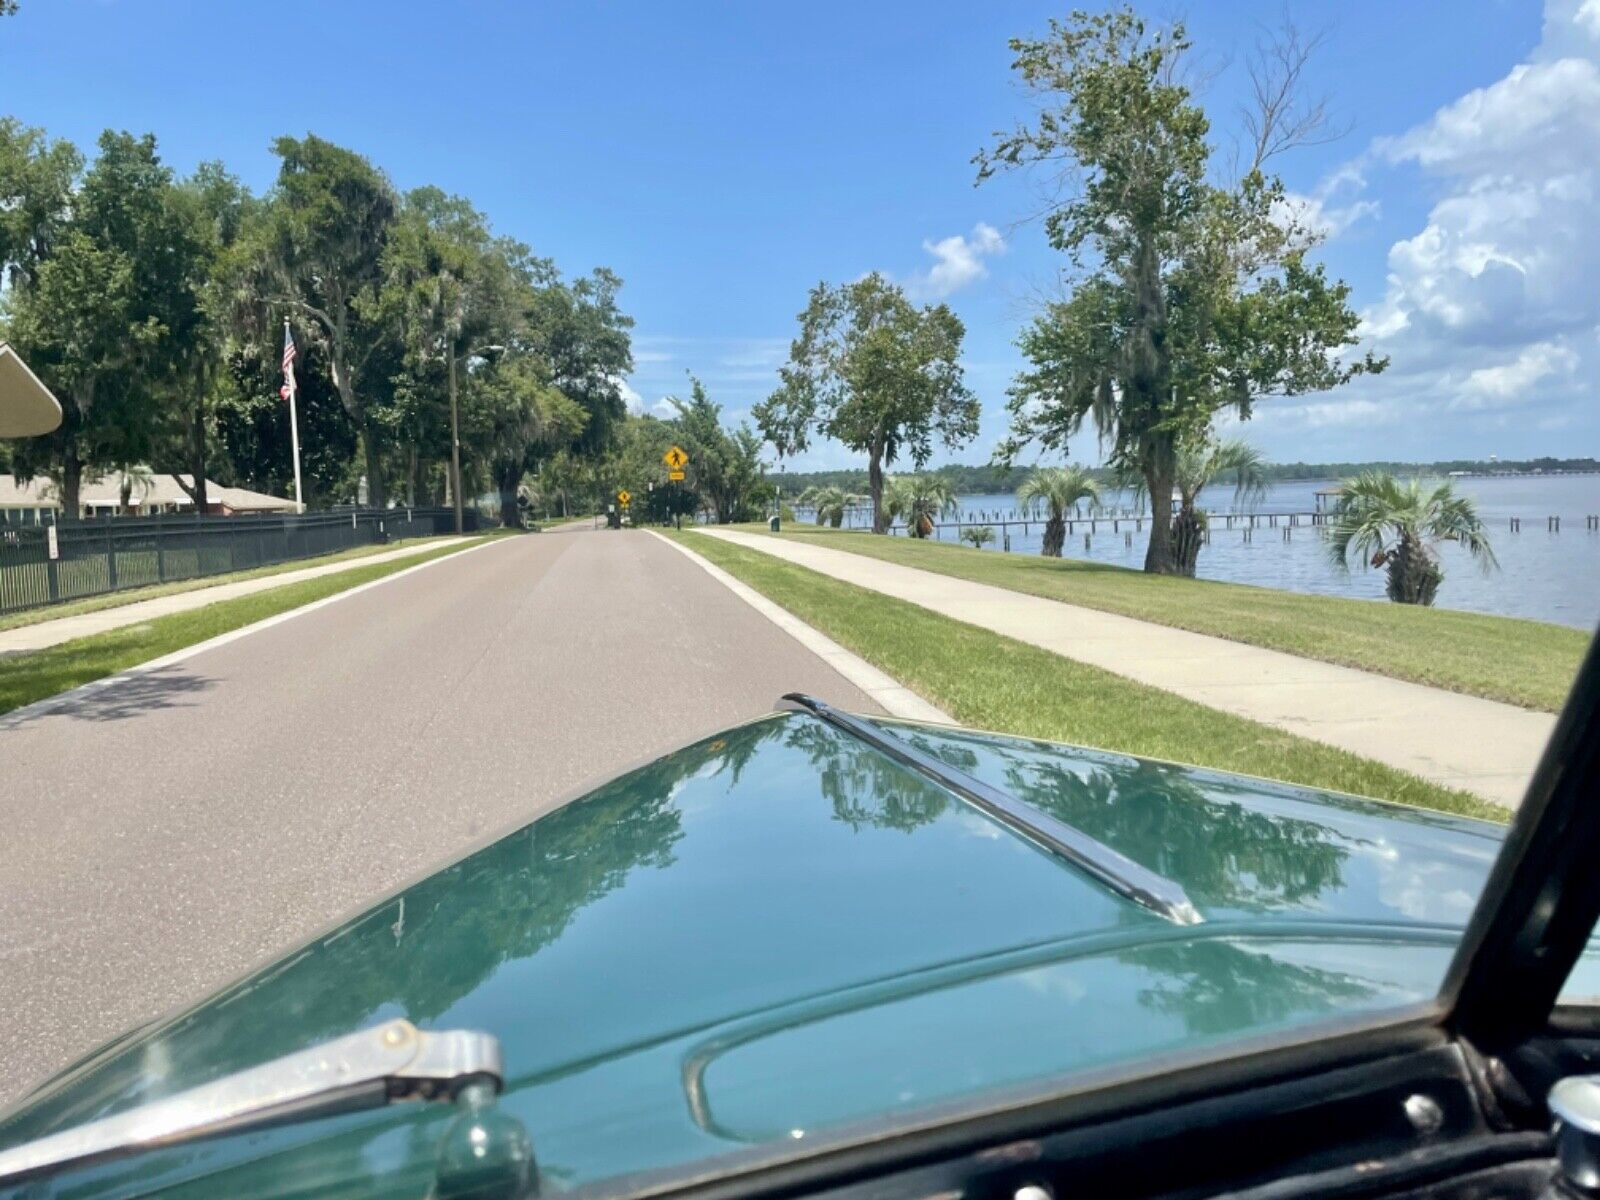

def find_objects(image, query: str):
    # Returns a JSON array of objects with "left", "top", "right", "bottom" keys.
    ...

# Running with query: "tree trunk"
[
  {"left": 190, "top": 395, "right": 208, "bottom": 513},
  {"left": 868, "top": 443, "right": 888, "bottom": 534},
  {"left": 1386, "top": 532, "right": 1442, "bottom": 605},
  {"left": 1171, "top": 503, "right": 1206, "bottom": 577},
  {"left": 1042, "top": 515, "right": 1064, "bottom": 557},
  {"left": 497, "top": 476, "right": 523, "bottom": 528},
  {"left": 60, "top": 443, "right": 82, "bottom": 522},
  {"left": 360, "top": 418, "right": 386, "bottom": 511},
  {"left": 1142, "top": 461, "right": 1180, "bottom": 574}
]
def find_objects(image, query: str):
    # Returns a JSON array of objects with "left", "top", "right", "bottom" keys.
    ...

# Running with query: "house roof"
[
  {"left": 0, "top": 344, "right": 63, "bottom": 438},
  {"left": 0, "top": 473, "right": 295, "bottom": 512}
]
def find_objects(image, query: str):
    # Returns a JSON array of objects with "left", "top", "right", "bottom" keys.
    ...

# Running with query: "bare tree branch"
[{"left": 1240, "top": 9, "right": 1349, "bottom": 175}]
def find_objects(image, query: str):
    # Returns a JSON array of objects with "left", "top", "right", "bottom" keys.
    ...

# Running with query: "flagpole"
[{"left": 285, "top": 319, "right": 305, "bottom": 515}]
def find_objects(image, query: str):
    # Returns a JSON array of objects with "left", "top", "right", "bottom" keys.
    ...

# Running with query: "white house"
[{"left": 0, "top": 473, "right": 297, "bottom": 523}]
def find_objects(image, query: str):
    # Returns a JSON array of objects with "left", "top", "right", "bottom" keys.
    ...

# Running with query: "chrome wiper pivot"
[{"left": 0, "top": 1020, "right": 502, "bottom": 1186}]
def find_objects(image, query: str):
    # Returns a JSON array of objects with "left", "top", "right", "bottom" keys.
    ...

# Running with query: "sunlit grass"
[
  {"left": 677, "top": 530, "right": 1508, "bottom": 824},
  {"left": 747, "top": 523, "right": 1588, "bottom": 713}
]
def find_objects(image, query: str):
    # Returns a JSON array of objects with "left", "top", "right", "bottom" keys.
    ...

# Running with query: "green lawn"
[
  {"left": 0, "top": 536, "right": 501, "bottom": 718},
  {"left": 746, "top": 523, "right": 1587, "bottom": 713},
  {"left": 0, "top": 534, "right": 463, "bottom": 634},
  {"left": 675, "top": 531, "right": 1507, "bottom": 824}
]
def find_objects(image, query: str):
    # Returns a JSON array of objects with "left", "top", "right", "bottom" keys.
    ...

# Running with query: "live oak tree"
[
  {"left": 527, "top": 267, "right": 634, "bottom": 459},
  {"left": 161, "top": 162, "right": 256, "bottom": 513},
  {"left": 462, "top": 351, "right": 587, "bottom": 528},
  {"left": 0, "top": 116, "right": 79, "bottom": 289},
  {"left": 5, "top": 132, "right": 197, "bottom": 517},
  {"left": 383, "top": 186, "right": 528, "bottom": 513},
  {"left": 240, "top": 135, "right": 399, "bottom": 509},
  {"left": 980, "top": 9, "right": 1383, "bottom": 574},
  {"left": 756, "top": 273, "right": 978, "bottom": 534}
]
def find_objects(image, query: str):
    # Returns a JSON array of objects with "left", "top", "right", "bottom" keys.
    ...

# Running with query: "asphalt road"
[{"left": 0, "top": 527, "right": 880, "bottom": 1103}]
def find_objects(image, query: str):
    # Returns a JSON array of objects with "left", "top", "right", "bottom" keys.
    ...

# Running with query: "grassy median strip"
[
  {"left": 0, "top": 536, "right": 500, "bottom": 717},
  {"left": 0, "top": 534, "right": 462, "bottom": 635},
  {"left": 677, "top": 530, "right": 1507, "bottom": 824},
  {"left": 749, "top": 524, "right": 1586, "bottom": 713}
]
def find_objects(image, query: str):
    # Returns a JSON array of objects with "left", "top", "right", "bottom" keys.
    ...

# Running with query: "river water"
[{"left": 819, "top": 475, "right": 1600, "bottom": 630}]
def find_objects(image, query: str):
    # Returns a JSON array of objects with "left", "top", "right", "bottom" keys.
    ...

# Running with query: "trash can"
[{"left": 768, "top": 515, "right": 780, "bottom": 532}]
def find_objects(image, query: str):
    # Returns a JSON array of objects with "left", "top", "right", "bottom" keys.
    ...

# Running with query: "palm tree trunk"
[
  {"left": 1386, "top": 532, "right": 1443, "bottom": 605},
  {"left": 1043, "top": 515, "right": 1065, "bottom": 557},
  {"left": 1171, "top": 503, "right": 1205, "bottom": 577}
]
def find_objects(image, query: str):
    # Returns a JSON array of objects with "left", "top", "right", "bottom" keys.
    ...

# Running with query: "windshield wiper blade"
[
  {"left": 780, "top": 694, "right": 1203, "bottom": 927},
  {"left": 0, "top": 1020, "right": 502, "bottom": 1186}
]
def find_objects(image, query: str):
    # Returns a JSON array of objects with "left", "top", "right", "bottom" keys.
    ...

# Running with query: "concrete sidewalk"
[
  {"left": 692, "top": 528, "right": 1555, "bottom": 808},
  {"left": 0, "top": 536, "right": 472, "bottom": 655}
]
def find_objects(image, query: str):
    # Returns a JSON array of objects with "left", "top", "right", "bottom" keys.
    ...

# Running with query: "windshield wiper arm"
[
  {"left": 0, "top": 1020, "right": 502, "bottom": 1186},
  {"left": 780, "top": 694, "right": 1203, "bottom": 927}
]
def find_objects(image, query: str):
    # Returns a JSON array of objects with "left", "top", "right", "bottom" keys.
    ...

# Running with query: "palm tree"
[
  {"left": 884, "top": 474, "right": 957, "bottom": 537},
  {"left": 1327, "top": 472, "right": 1496, "bottom": 606},
  {"left": 1170, "top": 438, "right": 1268, "bottom": 576},
  {"left": 797, "top": 484, "right": 862, "bottom": 528},
  {"left": 1016, "top": 465, "right": 1101, "bottom": 558},
  {"left": 115, "top": 464, "right": 155, "bottom": 515}
]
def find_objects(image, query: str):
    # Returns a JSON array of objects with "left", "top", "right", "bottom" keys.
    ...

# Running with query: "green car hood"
[{"left": 0, "top": 712, "right": 1508, "bottom": 1198}]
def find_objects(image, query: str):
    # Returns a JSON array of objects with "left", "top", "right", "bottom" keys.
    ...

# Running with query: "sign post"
[{"left": 663, "top": 446, "right": 689, "bottom": 529}]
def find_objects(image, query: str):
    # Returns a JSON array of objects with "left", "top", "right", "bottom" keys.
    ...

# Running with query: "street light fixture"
[{"left": 446, "top": 342, "right": 507, "bottom": 536}]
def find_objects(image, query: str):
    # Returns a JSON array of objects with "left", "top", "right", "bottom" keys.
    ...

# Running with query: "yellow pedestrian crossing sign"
[
  {"left": 663, "top": 445, "right": 688, "bottom": 470},
  {"left": 617, "top": 489, "right": 631, "bottom": 507}
]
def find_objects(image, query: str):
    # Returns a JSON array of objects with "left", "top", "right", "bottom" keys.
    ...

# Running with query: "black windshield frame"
[{"left": 1441, "top": 629, "right": 1600, "bottom": 1050}]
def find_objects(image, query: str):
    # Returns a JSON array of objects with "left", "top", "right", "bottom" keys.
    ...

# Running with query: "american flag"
[{"left": 281, "top": 325, "right": 297, "bottom": 399}]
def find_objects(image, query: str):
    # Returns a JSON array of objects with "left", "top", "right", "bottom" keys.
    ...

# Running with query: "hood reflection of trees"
[
  {"left": 1129, "top": 939, "right": 1379, "bottom": 1038},
  {"left": 784, "top": 720, "right": 950, "bottom": 833},
  {"left": 38, "top": 731, "right": 707, "bottom": 1132},
  {"left": 852, "top": 725, "right": 1352, "bottom": 913}
]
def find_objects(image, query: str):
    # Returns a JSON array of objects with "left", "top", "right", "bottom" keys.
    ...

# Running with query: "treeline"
[
  {"left": 0, "top": 120, "right": 634, "bottom": 523},
  {"left": 777, "top": 462, "right": 1021, "bottom": 498},
  {"left": 1263, "top": 457, "right": 1600, "bottom": 480},
  {"left": 779, "top": 457, "right": 1600, "bottom": 498}
]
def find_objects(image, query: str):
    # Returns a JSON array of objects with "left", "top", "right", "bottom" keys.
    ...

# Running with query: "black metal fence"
[{"left": 0, "top": 507, "right": 478, "bottom": 616}]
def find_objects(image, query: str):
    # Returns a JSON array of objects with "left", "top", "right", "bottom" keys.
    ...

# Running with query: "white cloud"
[
  {"left": 617, "top": 378, "right": 644, "bottom": 415},
  {"left": 1458, "top": 340, "right": 1578, "bottom": 406},
  {"left": 904, "top": 222, "right": 1006, "bottom": 300},
  {"left": 1295, "top": 0, "right": 1600, "bottom": 448},
  {"left": 1273, "top": 166, "right": 1380, "bottom": 243}
]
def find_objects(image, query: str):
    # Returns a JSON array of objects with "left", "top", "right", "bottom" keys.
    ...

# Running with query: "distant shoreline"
[{"left": 775, "top": 457, "right": 1600, "bottom": 495}]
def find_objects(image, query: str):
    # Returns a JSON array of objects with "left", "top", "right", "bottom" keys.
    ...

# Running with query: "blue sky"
[{"left": 3, "top": 1, "right": 1595, "bottom": 468}]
